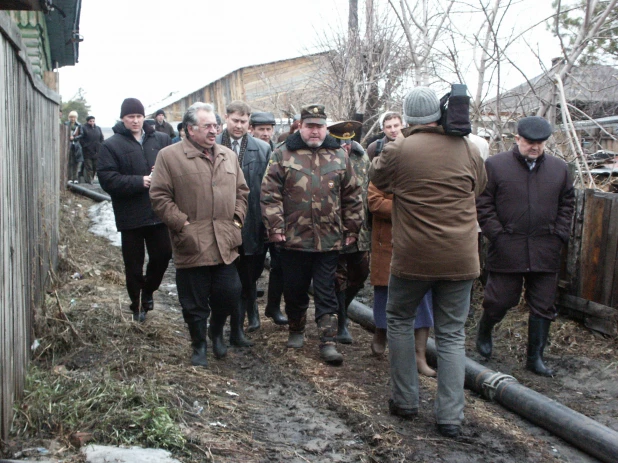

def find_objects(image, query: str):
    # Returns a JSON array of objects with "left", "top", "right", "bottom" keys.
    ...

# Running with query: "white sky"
[{"left": 58, "top": 0, "right": 561, "bottom": 127}]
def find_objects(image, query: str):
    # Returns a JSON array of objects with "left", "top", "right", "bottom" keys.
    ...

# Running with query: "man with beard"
[
  {"left": 150, "top": 102, "right": 249, "bottom": 367},
  {"left": 154, "top": 109, "right": 176, "bottom": 139},
  {"left": 261, "top": 104, "right": 363, "bottom": 365},
  {"left": 98, "top": 98, "right": 173, "bottom": 322},
  {"left": 476, "top": 116, "right": 574, "bottom": 377},
  {"left": 217, "top": 101, "right": 272, "bottom": 343},
  {"left": 327, "top": 121, "right": 371, "bottom": 344},
  {"left": 78, "top": 115, "right": 104, "bottom": 184}
]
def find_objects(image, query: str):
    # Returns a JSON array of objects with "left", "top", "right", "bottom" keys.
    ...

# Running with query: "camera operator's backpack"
[{"left": 439, "top": 83, "right": 471, "bottom": 137}]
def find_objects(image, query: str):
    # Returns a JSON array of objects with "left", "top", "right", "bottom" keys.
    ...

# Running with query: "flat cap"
[
  {"left": 328, "top": 120, "right": 362, "bottom": 140},
  {"left": 250, "top": 111, "right": 276, "bottom": 126},
  {"left": 300, "top": 104, "right": 327, "bottom": 125},
  {"left": 517, "top": 116, "right": 552, "bottom": 141}
]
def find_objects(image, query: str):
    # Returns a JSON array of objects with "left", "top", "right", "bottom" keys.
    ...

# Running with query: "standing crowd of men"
[{"left": 96, "top": 89, "right": 574, "bottom": 438}]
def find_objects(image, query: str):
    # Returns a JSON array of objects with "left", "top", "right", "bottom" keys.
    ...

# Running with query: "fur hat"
[
  {"left": 68, "top": 110, "right": 78, "bottom": 118},
  {"left": 155, "top": 109, "right": 165, "bottom": 117},
  {"left": 517, "top": 116, "right": 552, "bottom": 141},
  {"left": 403, "top": 87, "right": 441, "bottom": 125},
  {"left": 120, "top": 98, "right": 145, "bottom": 118}
]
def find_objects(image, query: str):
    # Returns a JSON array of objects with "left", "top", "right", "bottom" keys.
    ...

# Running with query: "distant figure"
[
  {"left": 215, "top": 114, "right": 223, "bottom": 135},
  {"left": 154, "top": 109, "right": 176, "bottom": 139},
  {"left": 98, "top": 98, "right": 173, "bottom": 322},
  {"left": 78, "top": 115, "right": 104, "bottom": 184},
  {"left": 150, "top": 102, "right": 249, "bottom": 367},
  {"left": 66, "top": 110, "right": 83, "bottom": 183},
  {"left": 476, "top": 116, "right": 575, "bottom": 377},
  {"left": 172, "top": 123, "right": 184, "bottom": 144},
  {"left": 250, "top": 111, "right": 276, "bottom": 150},
  {"left": 217, "top": 101, "right": 272, "bottom": 342}
]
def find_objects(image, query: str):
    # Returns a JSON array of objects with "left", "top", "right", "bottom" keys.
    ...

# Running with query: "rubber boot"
[
  {"left": 476, "top": 311, "right": 497, "bottom": 359},
  {"left": 265, "top": 248, "right": 287, "bottom": 325},
  {"left": 141, "top": 291, "right": 154, "bottom": 312},
  {"left": 209, "top": 312, "right": 228, "bottom": 359},
  {"left": 230, "top": 300, "right": 254, "bottom": 347},
  {"left": 265, "top": 304, "right": 288, "bottom": 325},
  {"left": 188, "top": 321, "right": 208, "bottom": 367},
  {"left": 286, "top": 313, "right": 306, "bottom": 348},
  {"left": 246, "top": 299, "right": 261, "bottom": 333},
  {"left": 371, "top": 328, "right": 387, "bottom": 356},
  {"left": 415, "top": 327, "right": 436, "bottom": 377},
  {"left": 318, "top": 314, "right": 343, "bottom": 366},
  {"left": 526, "top": 315, "right": 554, "bottom": 377},
  {"left": 335, "top": 290, "right": 353, "bottom": 344}
]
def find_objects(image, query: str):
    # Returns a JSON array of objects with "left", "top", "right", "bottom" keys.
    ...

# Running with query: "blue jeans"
[{"left": 387, "top": 275, "right": 473, "bottom": 425}]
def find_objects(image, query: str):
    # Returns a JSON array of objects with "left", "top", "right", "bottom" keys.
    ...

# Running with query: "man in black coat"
[
  {"left": 476, "top": 116, "right": 575, "bottom": 376},
  {"left": 216, "top": 101, "right": 278, "bottom": 346},
  {"left": 79, "top": 115, "right": 104, "bottom": 184},
  {"left": 154, "top": 109, "right": 176, "bottom": 139},
  {"left": 98, "top": 98, "right": 173, "bottom": 322}
]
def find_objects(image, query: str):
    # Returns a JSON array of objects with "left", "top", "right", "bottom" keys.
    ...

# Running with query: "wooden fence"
[
  {"left": 558, "top": 189, "right": 618, "bottom": 336},
  {"left": 0, "top": 12, "right": 60, "bottom": 441}
]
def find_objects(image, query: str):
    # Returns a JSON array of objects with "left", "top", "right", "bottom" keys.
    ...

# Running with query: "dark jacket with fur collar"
[
  {"left": 260, "top": 132, "right": 363, "bottom": 252},
  {"left": 98, "top": 122, "right": 172, "bottom": 230}
]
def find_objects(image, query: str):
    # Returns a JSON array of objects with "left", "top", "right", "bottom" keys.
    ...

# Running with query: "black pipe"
[
  {"left": 347, "top": 299, "right": 618, "bottom": 463},
  {"left": 67, "top": 182, "right": 111, "bottom": 202}
]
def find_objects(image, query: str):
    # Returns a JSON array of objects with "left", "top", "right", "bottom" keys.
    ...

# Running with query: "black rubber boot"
[
  {"left": 526, "top": 315, "right": 554, "bottom": 377},
  {"left": 188, "top": 321, "right": 208, "bottom": 367},
  {"left": 335, "top": 290, "right": 353, "bottom": 344},
  {"left": 318, "top": 314, "right": 343, "bottom": 365},
  {"left": 265, "top": 260, "right": 287, "bottom": 324},
  {"left": 141, "top": 291, "right": 154, "bottom": 312},
  {"left": 476, "top": 311, "right": 497, "bottom": 359},
  {"left": 209, "top": 312, "right": 228, "bottom": 359},
  {"left": 265, "top": 304, "right": 288, "bottom": 325},
  {"left": 230, "top": 301, "right": 254, "bottom": 347},
  {"left": 246, "top": 299, "right": 261, "bottom": 333}
]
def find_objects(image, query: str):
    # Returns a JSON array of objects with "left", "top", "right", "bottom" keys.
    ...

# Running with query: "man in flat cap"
[
  {"left": 476, "top": 116, "right": 574, "bottom": 377},
  {"left": 250, "top": 111, "right": 277, "bottom": 150},
  {"left": 154, "top": 109, "right": 176, "bottom": 139},
  {"left": 98, "top": 98, "right": 173, "bottom": 322},
  {"left": 328, "top": 121, "right": 370, "bottom": 344},
  {"left": 217, "top": 101, "right": 272, "bottom": 343},
  {"left": 261, "top": 104, "right": 363, "bottom": 365}
]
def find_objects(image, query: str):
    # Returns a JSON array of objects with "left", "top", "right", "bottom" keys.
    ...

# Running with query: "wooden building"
[{"left": 147, "top": 52, "right": 330, "bottom": 127}]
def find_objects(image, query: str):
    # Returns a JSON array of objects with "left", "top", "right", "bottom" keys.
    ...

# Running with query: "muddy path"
[{"left": 4, "top": 192, "right": 617, "bottom": 463}]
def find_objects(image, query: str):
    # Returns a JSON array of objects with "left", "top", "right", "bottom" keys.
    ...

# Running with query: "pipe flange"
[{"left": 482, "top": 372, "right": 517, "bottom": 401}]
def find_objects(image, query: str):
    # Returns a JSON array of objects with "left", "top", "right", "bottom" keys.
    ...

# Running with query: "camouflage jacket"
[
  {"left": 342, "top": 141, "right": 371, "bottom": 253},
  {"left": 261, "top": 132, "right": 363, "bottom": 252}
]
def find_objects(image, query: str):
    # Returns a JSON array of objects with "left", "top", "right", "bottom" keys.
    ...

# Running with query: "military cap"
[
  {"left": 250, "top": 111, "right": 276, "bottom": 126},
  {"left": 300, "top": 104, "right": 327, "bottom": 125},
  {"left": 517, "top": 116, "right": 552, "bottom": 141},
  {"left": 328, "top": 120, "right": 362, "bottom": 140}
]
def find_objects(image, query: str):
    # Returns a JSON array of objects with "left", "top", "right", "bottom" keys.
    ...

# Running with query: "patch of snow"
[{"left": 88, "top": 202, "right": 121, "bottom": 247}]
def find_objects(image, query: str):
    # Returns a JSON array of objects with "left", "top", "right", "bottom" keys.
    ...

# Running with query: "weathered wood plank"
[
  {"left": 579, "top": 190, "right": 607, "bottom": 300},
  {"left": 557, "top": 294, "right": 618, "bottom": 336}
]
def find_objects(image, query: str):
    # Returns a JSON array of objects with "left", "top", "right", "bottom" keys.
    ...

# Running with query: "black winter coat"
[
  {"left": 79, "top": 124, "right": 104, "bottom": 158},
  {"left": 98, "top": 122, "right": 172, "bottom": 231},
  {"left": 476, "top": 145, "right": 575, "bottom": 273}
]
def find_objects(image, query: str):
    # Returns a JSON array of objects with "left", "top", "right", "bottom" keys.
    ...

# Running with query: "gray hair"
[{"left": 183, "top": 102, "right": 215, "bottom": 129}]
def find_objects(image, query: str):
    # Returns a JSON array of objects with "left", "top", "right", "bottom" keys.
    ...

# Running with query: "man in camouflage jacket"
[
  {"left": 261, "top": 104, "right": 363, "bottom": 365},
  {"left": 328, "top": 121, "right": 371, "bottom": 345}
]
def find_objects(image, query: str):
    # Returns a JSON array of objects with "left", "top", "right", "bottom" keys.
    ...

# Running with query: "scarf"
[{"left": 220, "top": 130, "right": 249, "bottom": 165}]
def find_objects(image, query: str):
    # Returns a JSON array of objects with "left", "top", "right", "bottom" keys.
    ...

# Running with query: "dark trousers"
[
  {"left": 482, "top": 271, "right": 559, "bottom": 321},
  {"left": 83, "top": 156, "right": 97, "bottom": 184},
  {"left": 266, "top": 244, "right": 284, "bottom": 310},
  {"left": 280, "top": 249, "right": 339, "bottom": 322},
  {"left": 335, "top": 250, "right": 370, "bottom": 292},
  {"left": 176, "top": 263, "right": 242, "bottom": 325},
  {"left": 120, "top": 223, "right": 172, "bottom": 309},
  {"left": 236, "top": 252, "right": 266, "bottom": 301}
]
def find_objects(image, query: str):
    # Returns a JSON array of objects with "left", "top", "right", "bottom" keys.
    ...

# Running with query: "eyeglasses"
[{"left": 195, "top": 123, "right": 218, "bottom": 131}]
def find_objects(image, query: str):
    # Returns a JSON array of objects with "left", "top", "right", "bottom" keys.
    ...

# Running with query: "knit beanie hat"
[
  {"left": 120, "top": 98, "right": 145, "bottom": 118},
  {"left": 403, "top": 87, "right": 441, "bottom": 125},
  {"left": 155, "top": 109, "right": 165, "bottom": 117}
]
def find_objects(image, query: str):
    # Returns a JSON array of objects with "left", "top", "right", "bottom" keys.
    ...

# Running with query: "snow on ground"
[{"left": 88, "top": 201, "right": 121, "bottom": 247}]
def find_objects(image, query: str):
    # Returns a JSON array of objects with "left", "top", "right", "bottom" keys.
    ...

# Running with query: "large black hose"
[
  {"left": 347, "top": 299, "right": 618, "bottom": 463},
  {"left": 67, "top": 182, "right": 111, "bottom": 202}
]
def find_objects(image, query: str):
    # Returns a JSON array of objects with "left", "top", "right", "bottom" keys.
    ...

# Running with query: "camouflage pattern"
[
  {"left": 260, "top": 134, "right": 363, "bottom": 252},
  {"left": 343, "top": 141, "right": 371, "bottom": 253}
]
